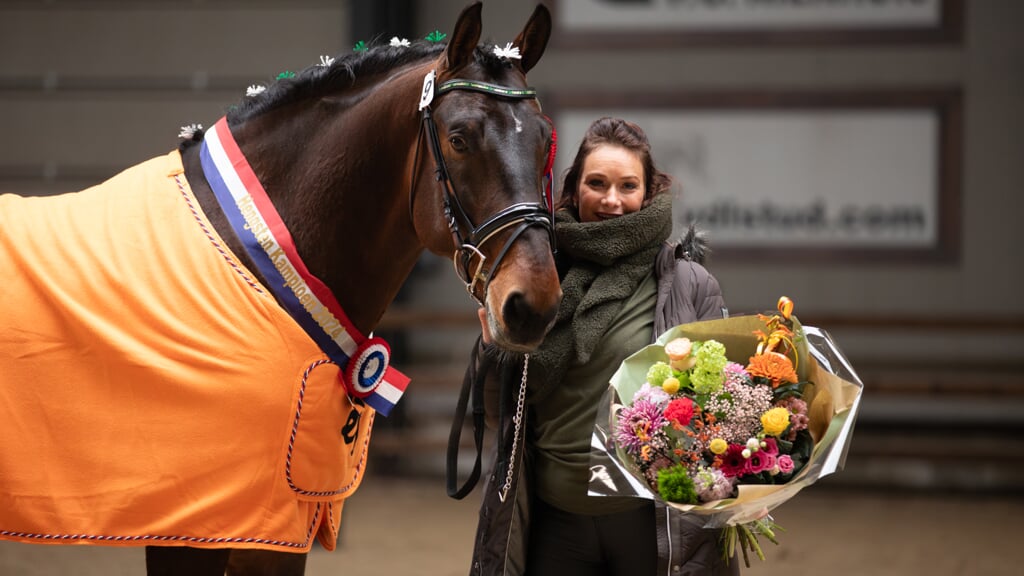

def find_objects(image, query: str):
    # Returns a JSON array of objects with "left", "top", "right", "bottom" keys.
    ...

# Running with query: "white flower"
[
  {"left": 246, "top": 84, "right": 266, "bottom": 97},
  {"left": 389, "top": 36, "right": 411, "bottom": 48},
  {"left": 318, "top": 55, "right": 335, "bottom": 67},
  {"left": 492, "top": 42, "right": 521, "bottom": 60},
  {"left": 177, "top": 123, "right": 203, "bottom": 139}
]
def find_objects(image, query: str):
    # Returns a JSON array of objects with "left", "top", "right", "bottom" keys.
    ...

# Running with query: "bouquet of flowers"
[{"left": 589, "top": 297, "right": 862, "bottom": 566}]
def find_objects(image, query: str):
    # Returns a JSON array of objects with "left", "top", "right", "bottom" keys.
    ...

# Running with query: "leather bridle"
[{"left": 412, "top": 71, "right": 556, "bottom": 306}]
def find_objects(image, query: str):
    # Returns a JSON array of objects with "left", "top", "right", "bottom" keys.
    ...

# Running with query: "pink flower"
[
  {"left": 723, "top": 362, "right": 752, "bottom": 386},
  {"left": 786, "top": 414, "right": 809, "bottom": 440},
  {"left": 761, "top": 437, "right": 779, "bottom": 456},
  {"left": 745, "top": 449, "right": 776, "bottom": 475},
  {"left": 704, "top": 377, "right": 773, "bottom": 443},
  {"left": 614, "top": 399, "right": 667, "bottom": 456},
  {"left": 776, "top": 397, "right": 809, "bottom": 440},
  {"left": 665, "top": 397, "right": 696, "bottom": 427},
  {"left": 633, "top": 382, "right": 670, "bottom": 406},
  {"left": 694, "top": 466, "right": 736, "bottom": 502},
  {"left": 777, "top": 454, "right": 795, "bottom": 474}
]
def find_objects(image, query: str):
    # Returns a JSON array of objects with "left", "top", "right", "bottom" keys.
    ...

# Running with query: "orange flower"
[
  {"left": 635, "top": 421, "right": 651, "bottom": 443},
  {"left": 746, "top": 351, "right": 798, "bottom": 388},
  {"left": 777, "top": 296, "right": 794, "bottom": 319}
]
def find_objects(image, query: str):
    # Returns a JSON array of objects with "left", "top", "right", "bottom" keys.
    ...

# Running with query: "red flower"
[
  {"left": 664, "top": 397, "right": 696, "bottom": 427},
  {"left": 718, "top": 444, "right": 748, "bottom": 478}
]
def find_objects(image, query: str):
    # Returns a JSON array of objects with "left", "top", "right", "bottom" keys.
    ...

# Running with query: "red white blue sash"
[{"left": 199, "top": 117, "right": 408, "bottom": 416}]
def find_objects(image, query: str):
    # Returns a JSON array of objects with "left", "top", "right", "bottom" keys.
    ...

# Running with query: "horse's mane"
[
  {"left": 224, "top": 38, "right": 512, "bottom": 126},
  {"left": 174, "top": 38, "right": 512, "bottom": 152}
]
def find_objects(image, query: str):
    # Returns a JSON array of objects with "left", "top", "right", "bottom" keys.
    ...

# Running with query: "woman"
[{"left": 454, "top": 117, "right": 735, "bottom": 575}]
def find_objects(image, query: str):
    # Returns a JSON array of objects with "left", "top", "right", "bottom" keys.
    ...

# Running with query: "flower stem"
[{"left": 738, "top": 526, "right": 752, "bottom": 567}]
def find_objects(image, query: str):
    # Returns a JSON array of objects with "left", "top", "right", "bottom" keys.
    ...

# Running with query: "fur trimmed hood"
[{"left": 675, "top": 223, "right": 712, "bottom": 265}]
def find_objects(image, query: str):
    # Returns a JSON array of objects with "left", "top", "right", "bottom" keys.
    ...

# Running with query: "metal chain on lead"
[{"left": 498, "top": 353, "right": 529, "bottom": 503}]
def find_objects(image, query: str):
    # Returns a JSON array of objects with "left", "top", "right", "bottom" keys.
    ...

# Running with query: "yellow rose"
[
  {"left": 760, "top": 407, "right": 791, "bottom": 437},
  {"left": 709, "top": 438, "right": 728, "bottom": 455}
]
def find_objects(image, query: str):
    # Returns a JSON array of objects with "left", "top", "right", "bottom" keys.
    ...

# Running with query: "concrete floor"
[{"left": 0, "top": 474, "right": 1018, "bottom": 576}]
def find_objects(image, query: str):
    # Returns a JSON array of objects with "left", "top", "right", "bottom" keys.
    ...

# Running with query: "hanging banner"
[
  {"left": 550, "top": 90, "right": 962, "bottom": 263},
  {"left": 554, "top": 0, "right": 963, "bottom": 45}
]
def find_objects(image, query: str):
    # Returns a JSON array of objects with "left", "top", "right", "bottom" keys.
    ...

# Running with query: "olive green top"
[{"left": 529, "top": 270, "right": 657, "bottom": 515}]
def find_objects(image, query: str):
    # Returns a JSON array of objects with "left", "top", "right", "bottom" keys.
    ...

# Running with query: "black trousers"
[{"left": 526, "top": 497, "right": 658, "bottom": 576}]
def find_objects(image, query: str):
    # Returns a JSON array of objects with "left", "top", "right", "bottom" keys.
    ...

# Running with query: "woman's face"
[{"left": 576, "top": 144, "right": 646, "bottom": 223}]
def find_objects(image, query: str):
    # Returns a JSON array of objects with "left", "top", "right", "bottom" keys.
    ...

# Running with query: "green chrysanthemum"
[{"left": 657, "top": 465, "right": 698, "bottom": 504}]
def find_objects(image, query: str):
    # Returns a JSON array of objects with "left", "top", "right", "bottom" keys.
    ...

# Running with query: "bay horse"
[{"left": 0, "top": 3, "right": 559, "bottom": 575}]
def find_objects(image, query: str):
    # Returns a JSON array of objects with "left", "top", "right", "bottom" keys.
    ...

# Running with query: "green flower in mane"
[
  {"left": 275, "top": 71, "right": 296, "bottom": 80},
  {"left": 353, "top": 40, "right": 367, "bottom": 52},
  {"left": 425, "top": 30, "right": 447, "bottom": 43}
]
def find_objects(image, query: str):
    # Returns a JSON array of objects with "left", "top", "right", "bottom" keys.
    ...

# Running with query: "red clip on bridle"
[{"left": 542, "top": 114, "right": 557, "bottom": 214}]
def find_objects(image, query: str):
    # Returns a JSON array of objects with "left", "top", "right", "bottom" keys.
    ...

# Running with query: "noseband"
[{"left": 414, "top": 71, "right": 556, "bottom": 306}]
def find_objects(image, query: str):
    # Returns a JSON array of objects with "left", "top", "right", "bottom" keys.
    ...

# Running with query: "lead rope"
[{"left": 498, "top": 353, "right": 529, "bottom": 503}]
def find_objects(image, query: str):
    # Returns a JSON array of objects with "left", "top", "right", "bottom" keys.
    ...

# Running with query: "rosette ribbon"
[{"left": 200, "top": 118, "right": 409, "bottom": 415}]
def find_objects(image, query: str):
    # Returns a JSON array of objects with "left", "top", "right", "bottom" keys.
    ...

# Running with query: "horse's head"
[{"left": 411, "top": 2, "right": 561, "bottom": 352}]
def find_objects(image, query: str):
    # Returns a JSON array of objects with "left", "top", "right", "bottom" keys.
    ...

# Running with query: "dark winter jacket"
[{"left": 449, "top": 233, "right": 734, "bottom": 576}]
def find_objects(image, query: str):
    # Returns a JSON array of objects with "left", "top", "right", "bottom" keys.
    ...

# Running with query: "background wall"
[{"left": 1, "top": 0, "right": 1021, "bottom": 492}]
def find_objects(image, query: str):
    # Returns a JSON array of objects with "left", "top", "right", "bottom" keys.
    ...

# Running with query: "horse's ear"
[
  {"left": 444, "top": 1, "right": 483, "bottom": 71},
  {"left": 513, "top": 4, "right": 552, "bottom": 74}
]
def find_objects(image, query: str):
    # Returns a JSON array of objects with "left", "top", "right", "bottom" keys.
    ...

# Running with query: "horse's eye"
[{"left": 448, "top": 135, "right": 468, "bottom": 152}]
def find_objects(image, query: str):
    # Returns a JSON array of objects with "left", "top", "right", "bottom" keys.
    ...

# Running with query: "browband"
[{"left": 435, "top": 79, "right": 538, "bottom": 100}]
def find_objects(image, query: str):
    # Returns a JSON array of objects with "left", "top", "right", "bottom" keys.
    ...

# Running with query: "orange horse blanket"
[{"left": 0, "top": 151, "right": 373, "bottom": 552}]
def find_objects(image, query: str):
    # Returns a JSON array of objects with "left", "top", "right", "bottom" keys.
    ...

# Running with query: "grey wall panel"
[
  {"left": 0, "top": 4, "right": 349, "bottom": 77},
  {"left": 0, "top": 96, "right": 241, "bottom": 169},
  {"left": 0, "top": 1, "right": 350, "bottom": 190}
]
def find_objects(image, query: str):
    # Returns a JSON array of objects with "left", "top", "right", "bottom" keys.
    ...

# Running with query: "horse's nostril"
[{"left": 502, "top": 290, "right": 557, "bottom": 342}]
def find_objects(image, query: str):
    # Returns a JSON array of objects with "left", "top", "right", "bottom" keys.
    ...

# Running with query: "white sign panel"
[
  {"left": 559, "top": 0, "right": 943, "bottom": 32},
  {"left": 557, "top": 108, "right": 939, "bottom": 248}
]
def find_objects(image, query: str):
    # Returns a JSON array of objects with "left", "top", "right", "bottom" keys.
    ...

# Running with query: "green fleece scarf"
[{"left": 528, "top": 193, "right": 673, "bottom": 401}]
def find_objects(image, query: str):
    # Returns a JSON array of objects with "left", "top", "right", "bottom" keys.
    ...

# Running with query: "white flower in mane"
[
  {"left": 390, "top": 37, "right": 411, "bottom": 48},
  {"left": 493, "top": 42, "right": 521, "bottom": 60},
  {"left": 177, "top": 123, "right": 203, "bottom": 140},
  {"left": 318, "top": 55, "right": 335, "bottom": 67},
  {"left": 246, "top": 84, "right": 266, "bottom": 97}
]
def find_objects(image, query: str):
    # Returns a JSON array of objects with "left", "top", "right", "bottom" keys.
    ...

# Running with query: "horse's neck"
[{"left": 181, "top": 101, "right": 425, "bottom": 336}]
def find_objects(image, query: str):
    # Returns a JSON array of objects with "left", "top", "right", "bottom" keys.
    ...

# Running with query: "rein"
[{"left": 413, "top": 72, "right": 555, "bottom": 306}]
